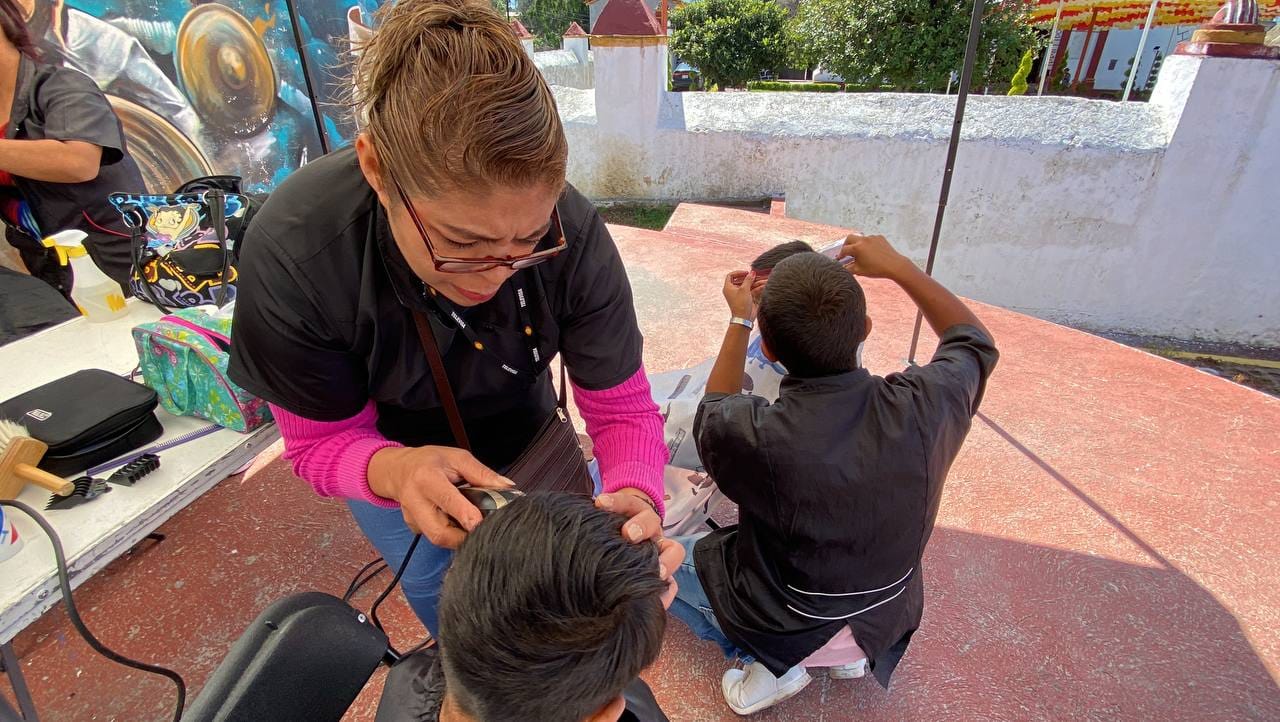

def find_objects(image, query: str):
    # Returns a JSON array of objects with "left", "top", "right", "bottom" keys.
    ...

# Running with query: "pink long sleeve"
[
  {"left": 270, "top": 401, "right": 403, "bottom": 509},
  {"left": 572, "top": 364, "right": 669, "bottom": 517}
]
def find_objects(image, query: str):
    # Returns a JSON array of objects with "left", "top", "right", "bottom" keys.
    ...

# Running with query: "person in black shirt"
[
  {"left": 671, "top": 234, "right": 999, "bottom": 715},
  {"left": 375, "top": 493, "right": 670, "bottom": 722},
  {"left": 227, "top": 0, "right": 676, "bottom": 640},
  {"left": 0, "top": 0, "right": 144, "bottom": 297}
]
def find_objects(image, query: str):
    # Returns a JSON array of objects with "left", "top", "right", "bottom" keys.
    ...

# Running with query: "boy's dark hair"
[
  {"left": 759, "top": 252, "right": 866, "bottom": 377},
  {"left": 751, "top": 240, "right": 813, "bottom": 273},
  {"left": 438, "top": 493, "right": 667, "bottom": 722}
]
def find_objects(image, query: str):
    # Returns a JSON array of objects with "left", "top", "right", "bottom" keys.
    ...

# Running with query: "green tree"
[
  {"left": 518, "top": 0, "right": 589, "bottom": 49},
  {"left": 791, "top": 0, "right": 1039, "bottom": 91},
  {"left": 1007, "top": 47, "right": 1034, "bottom": 95},
  {"left": 1050, "top": 47, "right": 1071, "bottom": 92},
  {"left": 670, "top": 0, "right": 790, "bottom": 90},
  {"left": 785, "top": 17, "right": 822, "bottom": 77}
]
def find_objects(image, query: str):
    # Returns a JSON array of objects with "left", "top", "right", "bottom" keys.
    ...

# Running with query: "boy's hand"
[
  {"left": 841, "top": 233, "right": 913, "bottom": 280},
  {"left": 723, "top": 271, "right": 757, "bottom": 320}
]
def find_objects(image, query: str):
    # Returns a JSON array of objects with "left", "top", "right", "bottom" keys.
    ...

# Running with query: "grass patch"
[{"left": 596, "top": 203, "right": 676, "bottom": 231}]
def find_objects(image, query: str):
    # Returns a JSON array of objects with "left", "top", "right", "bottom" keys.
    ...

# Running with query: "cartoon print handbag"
[
  {"left": 132, "top": 306, "right": 273, "bottom": 432},
  {"left": 110, "top": 190, "right": 248, "bottom": 310}
]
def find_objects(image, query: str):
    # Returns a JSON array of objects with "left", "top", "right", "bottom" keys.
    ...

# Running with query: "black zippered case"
[{"left": 0, "top": 368, "right": 162, "bottom": 477}]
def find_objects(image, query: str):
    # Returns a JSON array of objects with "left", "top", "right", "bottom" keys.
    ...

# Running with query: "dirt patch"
[
  {"left": 596, "top": 203, "right": 677, "bottom": 231},
  {"left": 1097, "top": 331, "right": 1280, "bottom": 398}
]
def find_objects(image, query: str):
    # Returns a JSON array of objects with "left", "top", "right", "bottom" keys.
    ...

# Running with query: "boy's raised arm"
[
  {"left": 705, "top": 271, "right": 758, "bottom": 396},
  {"left": 841, "top": 234, "right": 992, "bottom": 343}
]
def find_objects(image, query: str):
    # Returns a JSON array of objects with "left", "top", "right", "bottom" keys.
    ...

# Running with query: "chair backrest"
[{"left": 182, "top": 592, "right": 388, "bottom": 722}]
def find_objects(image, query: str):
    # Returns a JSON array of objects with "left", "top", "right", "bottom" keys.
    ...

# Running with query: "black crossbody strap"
[{"left": 411, "top": 311, "right": 471, "bottom": 452}]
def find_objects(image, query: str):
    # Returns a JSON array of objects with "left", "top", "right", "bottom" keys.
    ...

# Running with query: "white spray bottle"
[{"left": 42, "top": 230, "right": 129, "bottom": 322}]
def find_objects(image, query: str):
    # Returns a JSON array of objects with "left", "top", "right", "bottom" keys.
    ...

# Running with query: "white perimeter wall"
[
  {"left": 535, "top": 49, "right": 594, "bottom": 90},
  {"left": 553, "top": 54, "right": 1280, "bottom": 345}
]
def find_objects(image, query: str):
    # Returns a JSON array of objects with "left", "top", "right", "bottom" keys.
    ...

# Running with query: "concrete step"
[{"left": 664, "top": 202, "right": 855, "bottom": 250}]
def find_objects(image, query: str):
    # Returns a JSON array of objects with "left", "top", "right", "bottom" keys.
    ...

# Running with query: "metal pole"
[
  {"left": 1123, "top": 0, "right": 1160, "bottom": 100},
  {"left": 907, "top": 0, "right": 986, "bottom": 364},
  {"left": 1037, "top": 0, "right": 1065, "bottom": 95},
  {"left": 283, "top": 0, "right": 331, "bottom": 155}
]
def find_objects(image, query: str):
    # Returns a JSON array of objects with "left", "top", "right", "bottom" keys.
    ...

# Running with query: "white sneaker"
[
  {"left": 828, "top": 659, "right": 868, "bottom": 679},
  {"left": 721, "top": 661, "right": 812, "bottom": 715}
]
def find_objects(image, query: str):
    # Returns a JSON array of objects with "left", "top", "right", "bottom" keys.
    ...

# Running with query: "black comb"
[
  {"left": 107, "top": 454, "right": 161, "bottom": 486},
  {"left": 46, "top": 476, "right": 111, "bottom": 510}
]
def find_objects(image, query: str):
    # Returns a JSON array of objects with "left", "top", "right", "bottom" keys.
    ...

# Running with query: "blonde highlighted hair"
[{"left": 351, "top": 0, "right": 568, "bottom": 199}]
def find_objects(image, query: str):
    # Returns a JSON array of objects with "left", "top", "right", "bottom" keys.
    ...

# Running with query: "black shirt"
[
  {"left": 692, "top": 325, "right": 998, "bottom": 687},
  {"left": 4, "top": 55, "right": 145, "bottom": 296},
  {"left": 228, "top": 148, "right": 644, "bottom": 469},
  {"left": 0, "top": 266, "right": 75, "bottom": 346}
]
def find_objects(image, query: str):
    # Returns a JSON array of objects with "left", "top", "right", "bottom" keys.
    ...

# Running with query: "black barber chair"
[
  {"left": 182, "top": 591, "right": 669, "bottom": 722},
  {"left": 182, "top": 593, "right": 388, "bottom": 722}
]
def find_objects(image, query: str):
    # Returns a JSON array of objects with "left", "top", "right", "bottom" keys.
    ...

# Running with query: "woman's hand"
[
  {"left": 596, "top": 489, "right": 684, "bottom": 608},
  {"left": 368, "top": 446, "right": 515, "bottom": 549}
]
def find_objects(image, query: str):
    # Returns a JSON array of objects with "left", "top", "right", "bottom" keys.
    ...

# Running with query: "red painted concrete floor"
[{"left": 4, "top": 205, "right": 1279, "bottom": 721}]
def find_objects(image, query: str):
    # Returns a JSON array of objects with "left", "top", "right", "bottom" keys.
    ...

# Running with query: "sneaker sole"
[
  {"left": 828, "top": 668, "right": 865, "bottom": 680},
  {"left": 727, "top": 673, "right": 813, "bottom": 716}
]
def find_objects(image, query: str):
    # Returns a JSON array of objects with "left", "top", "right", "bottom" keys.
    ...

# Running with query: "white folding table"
[{"left": 0, "top": 303, "right": 278, "bottom": 720}]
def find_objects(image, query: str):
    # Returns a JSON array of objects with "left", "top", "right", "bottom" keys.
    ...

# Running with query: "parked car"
[{"left": 672, "top": 62, "right": 698, "bottom": 91}]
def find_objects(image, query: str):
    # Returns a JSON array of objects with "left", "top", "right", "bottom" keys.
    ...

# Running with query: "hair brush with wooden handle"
[{"left": 0, "top": 419, "right": 75, "bottom": 500}]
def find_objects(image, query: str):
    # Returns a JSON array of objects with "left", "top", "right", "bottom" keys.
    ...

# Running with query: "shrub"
[
  {"left": 1007, "top": 48, "right": 1034, "bottom": 96},
  {"left": 747, "top": 81, "right": 842, "bottom": 92}
]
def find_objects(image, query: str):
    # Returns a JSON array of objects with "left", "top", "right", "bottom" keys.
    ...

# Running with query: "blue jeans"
[
  {"left": 346, "top": 500, "right": 452, "bottom": 637},
  {"left": 346, "top": 459, "right": 604, "bottom": 637},
  {"left": 670, "top": 534, "right": 751, "bottom": 663}
]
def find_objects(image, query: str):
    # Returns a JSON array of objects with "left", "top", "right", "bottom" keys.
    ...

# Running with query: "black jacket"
[
  {"left": 4, "top": 54, "right": 145, "bottom": 296},
  {"left": 693, "top": 325, "right": 998, "bottom": 687}
]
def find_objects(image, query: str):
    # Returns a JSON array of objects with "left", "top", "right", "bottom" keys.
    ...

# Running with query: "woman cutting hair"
[
  {"left": 0, "top": 0, "right": 142, "bottom": 297},
  {"left": 228, "top": 0, "right": 677, "bottom": 636}
]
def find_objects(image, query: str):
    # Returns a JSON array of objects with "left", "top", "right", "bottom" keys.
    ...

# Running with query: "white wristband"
[{"left": 729, "top": 316, "right": 754, "bottom": 330}]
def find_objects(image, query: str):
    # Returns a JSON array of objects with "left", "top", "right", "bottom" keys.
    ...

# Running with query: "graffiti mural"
[
  {"left": 25, "top": 0, "right": 329, "bottom": 193},
  {"left": 292, "top": 0, "right": 378, "bottom": 149}
]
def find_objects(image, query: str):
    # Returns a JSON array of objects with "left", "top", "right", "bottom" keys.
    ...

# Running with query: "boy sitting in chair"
[
  {"left": 671, "top": 234, "right": 998, "bottom": 715},
  {"left": 376, "top": 492, "right": 674, "bottom": 722}
]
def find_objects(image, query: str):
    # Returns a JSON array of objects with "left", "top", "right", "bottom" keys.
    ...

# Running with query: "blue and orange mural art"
[{"left": 23, "top": 0, "right": 379, "bottom": 194}]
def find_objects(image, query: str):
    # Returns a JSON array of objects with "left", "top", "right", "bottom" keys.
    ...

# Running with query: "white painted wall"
[
  {"left": 535, "top": 48, "right": 594, "bottom": 89},
  {"left": 553, "top": 52, "right": 1280, "bottom": 344}
]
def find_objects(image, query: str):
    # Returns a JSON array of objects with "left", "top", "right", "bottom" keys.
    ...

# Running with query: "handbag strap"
[
  {"left": 412, "top": 311, "right": 472, "bottom": 452},
  {"left": 207, "top": 189, "right": 231, "bottom": 307},
  {"left": 129, "top": 223, "right": 171, "bottom": 313}
]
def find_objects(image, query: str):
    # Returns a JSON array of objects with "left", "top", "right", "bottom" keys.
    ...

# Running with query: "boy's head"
[
  {"left": 751, "top": 240, "right": 814, "bottom": 273},
  {"left": 749, "top": 240, "right": 814, "bottom": 302},
  {"left": 437, "top": 493, "right": 667, "bottom": 722},
  {"left": 758, "top": 252, "right": 870, "bottom": 377}
]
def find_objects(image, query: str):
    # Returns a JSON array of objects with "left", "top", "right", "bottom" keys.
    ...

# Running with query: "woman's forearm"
[
  {"left": 0, "top": 138, "right": 102, "bottom": 183},
  {"left": 271, "top": 401, "right": 403, "bottom": 508},
  {"left": 572, "top": 365, "right": 668, "bottom": 517}
]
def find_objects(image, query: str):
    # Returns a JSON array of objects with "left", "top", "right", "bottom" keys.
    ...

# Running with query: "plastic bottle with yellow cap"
[{"left": 42, "top": 230, "right": 129, "bottom": 322}]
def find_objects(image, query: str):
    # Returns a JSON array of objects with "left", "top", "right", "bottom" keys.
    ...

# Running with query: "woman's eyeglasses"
[{"left": 394, "top": 181, "right": 567, "bottom": 273}]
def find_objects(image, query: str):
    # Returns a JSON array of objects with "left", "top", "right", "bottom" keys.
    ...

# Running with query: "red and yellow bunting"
[{"left": 1028, "top": 0, "right": 1280, "bottom": 30}]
